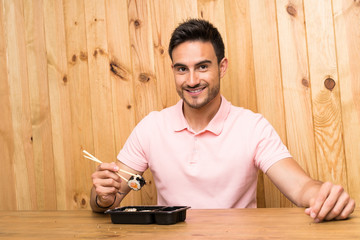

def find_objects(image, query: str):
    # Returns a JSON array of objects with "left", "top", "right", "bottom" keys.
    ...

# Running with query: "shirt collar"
[{"left": 173, "top": 95, "right": 231, "bottom": 135}]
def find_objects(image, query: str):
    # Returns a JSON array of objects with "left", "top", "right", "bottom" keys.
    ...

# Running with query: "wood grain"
[
  {"left": 0, "top": 209, "right": 359, "bottom": 239},
  {"left": 276, "top": 0, "right": 318, "bottom": 180},
  {"left": 63, "top": 0, "right": 95, "bottom": 209},
  {"left": 249, "top": 0, "right": 291, "bottom": 207},
  {"left": 333, "top": 0, "right": 360, "bottom": 204},
  {"left": 149, "top": 0, "right": 178, "bottom": 109},
  {"left": 303, "top": 0, "right": 348, "bottom": 188},
  {"left": 2, "top": 0, "right": 37, "bottom": 210},
  {"left": 223, "top": 0, "right": 257, "bottom": 111},
  {"left": 127, "top": 0, "right": 159, "bottom": 206},
  {"left": 1, "top": 0, "right": 359, "bottom": 210},
  {"left": 43, "top": 0, "right": 73, "bottom": 210},
  {"left": 23, "top": 0, "right": 57, "bottom": 210},
  {"left": 0, "top": 0, "right": 17, "bottom": 210}
]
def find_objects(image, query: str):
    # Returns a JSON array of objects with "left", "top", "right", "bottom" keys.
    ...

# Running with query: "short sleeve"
[
  {"left": 252, "top": 116, "right": 292, "bottom": 173},
  {"left": 117, "top": 115, "right": 151, "bottom": 172}
]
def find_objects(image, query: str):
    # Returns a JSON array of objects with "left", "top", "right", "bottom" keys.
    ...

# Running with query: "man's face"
[{"left": 171, "top": 41, "right": 227, "bottom": 110}]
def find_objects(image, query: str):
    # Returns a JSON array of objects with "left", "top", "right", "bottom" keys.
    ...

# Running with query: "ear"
[{"left": 219, "top": 57, "right": 228, "bottom": 78}]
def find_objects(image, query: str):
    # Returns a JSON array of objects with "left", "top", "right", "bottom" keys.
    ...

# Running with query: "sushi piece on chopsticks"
[
  {"left": 83, "top": 150, "right": 146, "bottom": 191},
  {"left": 118, "top": 169, "right": 146, "bottom": 191},
  {"left": 128, "top": 174, "right": 146, "bottom": 191}
]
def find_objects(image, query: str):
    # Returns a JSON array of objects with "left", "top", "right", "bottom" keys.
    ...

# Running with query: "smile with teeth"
[{"left": 186, "top": 87, "right": 206, "bottom": 94}]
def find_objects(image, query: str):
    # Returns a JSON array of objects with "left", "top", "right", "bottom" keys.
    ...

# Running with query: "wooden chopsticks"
[{"left": 82, "top": 150, "right": 136, "bottom": 182}]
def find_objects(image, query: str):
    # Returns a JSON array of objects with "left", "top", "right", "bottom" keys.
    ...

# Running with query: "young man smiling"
[
  {"left": 90, "top": 19, "right": 355, "bottom": 223},
  {"left": 172, "top": 40, "right": 227, "bottom": 132}
]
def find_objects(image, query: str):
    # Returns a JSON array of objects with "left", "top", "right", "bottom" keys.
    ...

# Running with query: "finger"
[
  {"left": 335, "top": 199, "right": 356, "bottom": 220},
  {"left": 310, "top": 182, "right": 332, "bottom": 219},
  {"left": 315, "top": 184, "right": 344, "bottom": 222},
  {"left": 92, "top": 167, "right": 122, "bottom": 182},
  {"left": 100, "top": 177, "right": 122, "bottom": 188},
  {"left": 305, "top": 198, "right": 315, "bottom": 216},
  {"left": 324, "top": 191, "right": 349, "bottom": 221},
  {"left": 97, "top": 162, "right": 119, "bottom": 172},
  {"left": 95, "top": 184, "right": 119, "bottom": 196},
  {"left": 93, "top": 176, "right": 121, "bottom": 190}
]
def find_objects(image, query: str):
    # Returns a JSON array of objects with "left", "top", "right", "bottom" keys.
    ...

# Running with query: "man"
[{"left": 90, "top": 19, "right": 355, "bottom": 222}]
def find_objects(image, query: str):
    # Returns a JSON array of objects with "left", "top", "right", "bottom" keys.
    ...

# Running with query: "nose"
[{"left": 187, "top": 70, "right": 200, "bottom": 87}]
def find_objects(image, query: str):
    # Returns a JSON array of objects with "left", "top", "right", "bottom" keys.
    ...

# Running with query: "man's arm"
[
  {"left": 266, "top": 157, "right": 355, "bottom": 222},
  {"left": 90, "top": 161, "right": 143, "bottom": 213}
]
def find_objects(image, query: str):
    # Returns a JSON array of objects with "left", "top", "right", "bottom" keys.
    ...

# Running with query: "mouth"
[{"left": 185, "top": 86, "right": 206, "bottom": 96}]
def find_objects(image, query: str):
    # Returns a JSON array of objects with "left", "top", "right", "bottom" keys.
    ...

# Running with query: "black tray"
[{"left": 105, "top": 206, "right": 190, "bottom": 225}]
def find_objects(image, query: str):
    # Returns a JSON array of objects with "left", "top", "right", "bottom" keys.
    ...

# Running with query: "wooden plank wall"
[{"left": 0, "top": 0, "right": 359, "bottom": 210}]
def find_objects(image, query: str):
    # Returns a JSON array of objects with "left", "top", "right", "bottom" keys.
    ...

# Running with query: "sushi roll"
[{"left": 127, "top": 174, "right": 146, "bottom": 191}]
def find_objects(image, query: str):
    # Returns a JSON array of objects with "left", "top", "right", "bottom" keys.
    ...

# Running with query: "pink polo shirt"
[{"left": 117, "top": 96, "right": 292, "bottom": 209}]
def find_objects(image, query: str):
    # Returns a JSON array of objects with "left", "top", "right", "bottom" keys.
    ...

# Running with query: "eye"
[
  {"left": 176, "top": 66, "right": 187, "bottom": 73},
  {"left": 198, "top": 64, "right": 208, "bottom": 71}
]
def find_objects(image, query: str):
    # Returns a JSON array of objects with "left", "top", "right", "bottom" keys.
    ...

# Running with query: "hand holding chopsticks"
[{"left": 83, "top": 150, "right": 146, "bottom": 191}]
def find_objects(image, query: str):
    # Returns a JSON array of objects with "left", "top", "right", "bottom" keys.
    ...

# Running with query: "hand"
[
  {"left": 305, "top": 182, "right": 355, "bottom": 222},
  {"left": 91, "top": 162, "right": 121, "bottom": 207}
]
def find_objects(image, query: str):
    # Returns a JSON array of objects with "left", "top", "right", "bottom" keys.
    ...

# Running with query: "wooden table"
[{"left": 0, "top": 208, "right": 359, "bottom": 239}]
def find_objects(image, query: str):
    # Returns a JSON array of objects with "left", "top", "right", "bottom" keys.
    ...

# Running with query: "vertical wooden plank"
[
  {"left": 63, "top": 0, "right": 94, "bottom": 209},
  {"left": 0, "top": 0, "right": 17, "bottom": 210},
  {"left": 127, "top": 0, "right": 159, "bottom": 205},
  {"left": 275, "top": 0, "right": 318, "bottom": 181},
  {"left": 303, "top": 0, "right": 347, "bottom": 188},
  {"left": 104, "top": 0, "right": 136, "bottom": 151},
  {"left": 223, "top": 0, "right": 257, "bottom": 111},
  {"left": 2, "top": 0, "right": 37, "bottom": 210},
  {"left": 149, "top": 0, "right": 178, "bottom": 110},
  {"left": 23, "top": 0, "right": 57, "bottom": 210},
  {"left": 249, "top": 0, "right": 292, "bottom": 207},
  {"left": 84, "top": 0, "right": 116, "bottom": 160},
  {"left": 43, "top": 0, "right": 74, "bottom": 210},
  {"left": 333, "top": 0, "right": 360, "bottom": 203},
  {"left": 172, "top": 0, "right": 198, "bottom": 23},
  {"left": 104, "top": 0, "right": 140, "bottom": 206}
]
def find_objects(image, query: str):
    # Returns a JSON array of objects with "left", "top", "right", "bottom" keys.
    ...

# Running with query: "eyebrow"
[{"left": 173, "top": 60, "right": 212, "bottom": 68}]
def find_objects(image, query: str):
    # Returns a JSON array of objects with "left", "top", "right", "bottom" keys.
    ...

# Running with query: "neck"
[{"left": 183, "top": 94, "right": 222, "bottom": 133}]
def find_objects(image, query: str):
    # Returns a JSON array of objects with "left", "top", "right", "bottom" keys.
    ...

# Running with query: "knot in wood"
[
  {"left": 134, "top": 19, "right": 141, "bottom": 28},
  {"left": 93, "top": 48, "right": 105, "bottom": 58},
  {"left": 324, "top": 77, "right": 336, "bottom": 90},
  {"left": 301, "top": 78, "right": 309, "bottom": 88},
  {"left": 139, "top": 73, "right": 151, "bottom": 83},
  {"left": 79, "top": 51, "right": 88, "bottom": 61},
  {"left": 63, "top": 75, "right": 68, "bottom": 83},
  {"left": 110, "top": 61, "right": 128, "bottom": 80},
  {"left": 71, "top": 54, "right": 77, "bottom": 63},
  {"left": 286, "top": 4, "right": 297, "bottom": 17}
]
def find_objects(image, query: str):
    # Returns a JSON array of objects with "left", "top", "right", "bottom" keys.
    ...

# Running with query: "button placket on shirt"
[{"left": 190, "top": 135, "right": 199, "bottom": 164}]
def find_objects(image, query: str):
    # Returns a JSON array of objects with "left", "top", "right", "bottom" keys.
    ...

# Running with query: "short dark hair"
[{"left": 168, "top": 19, "right": 225, "bottom": 63}]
